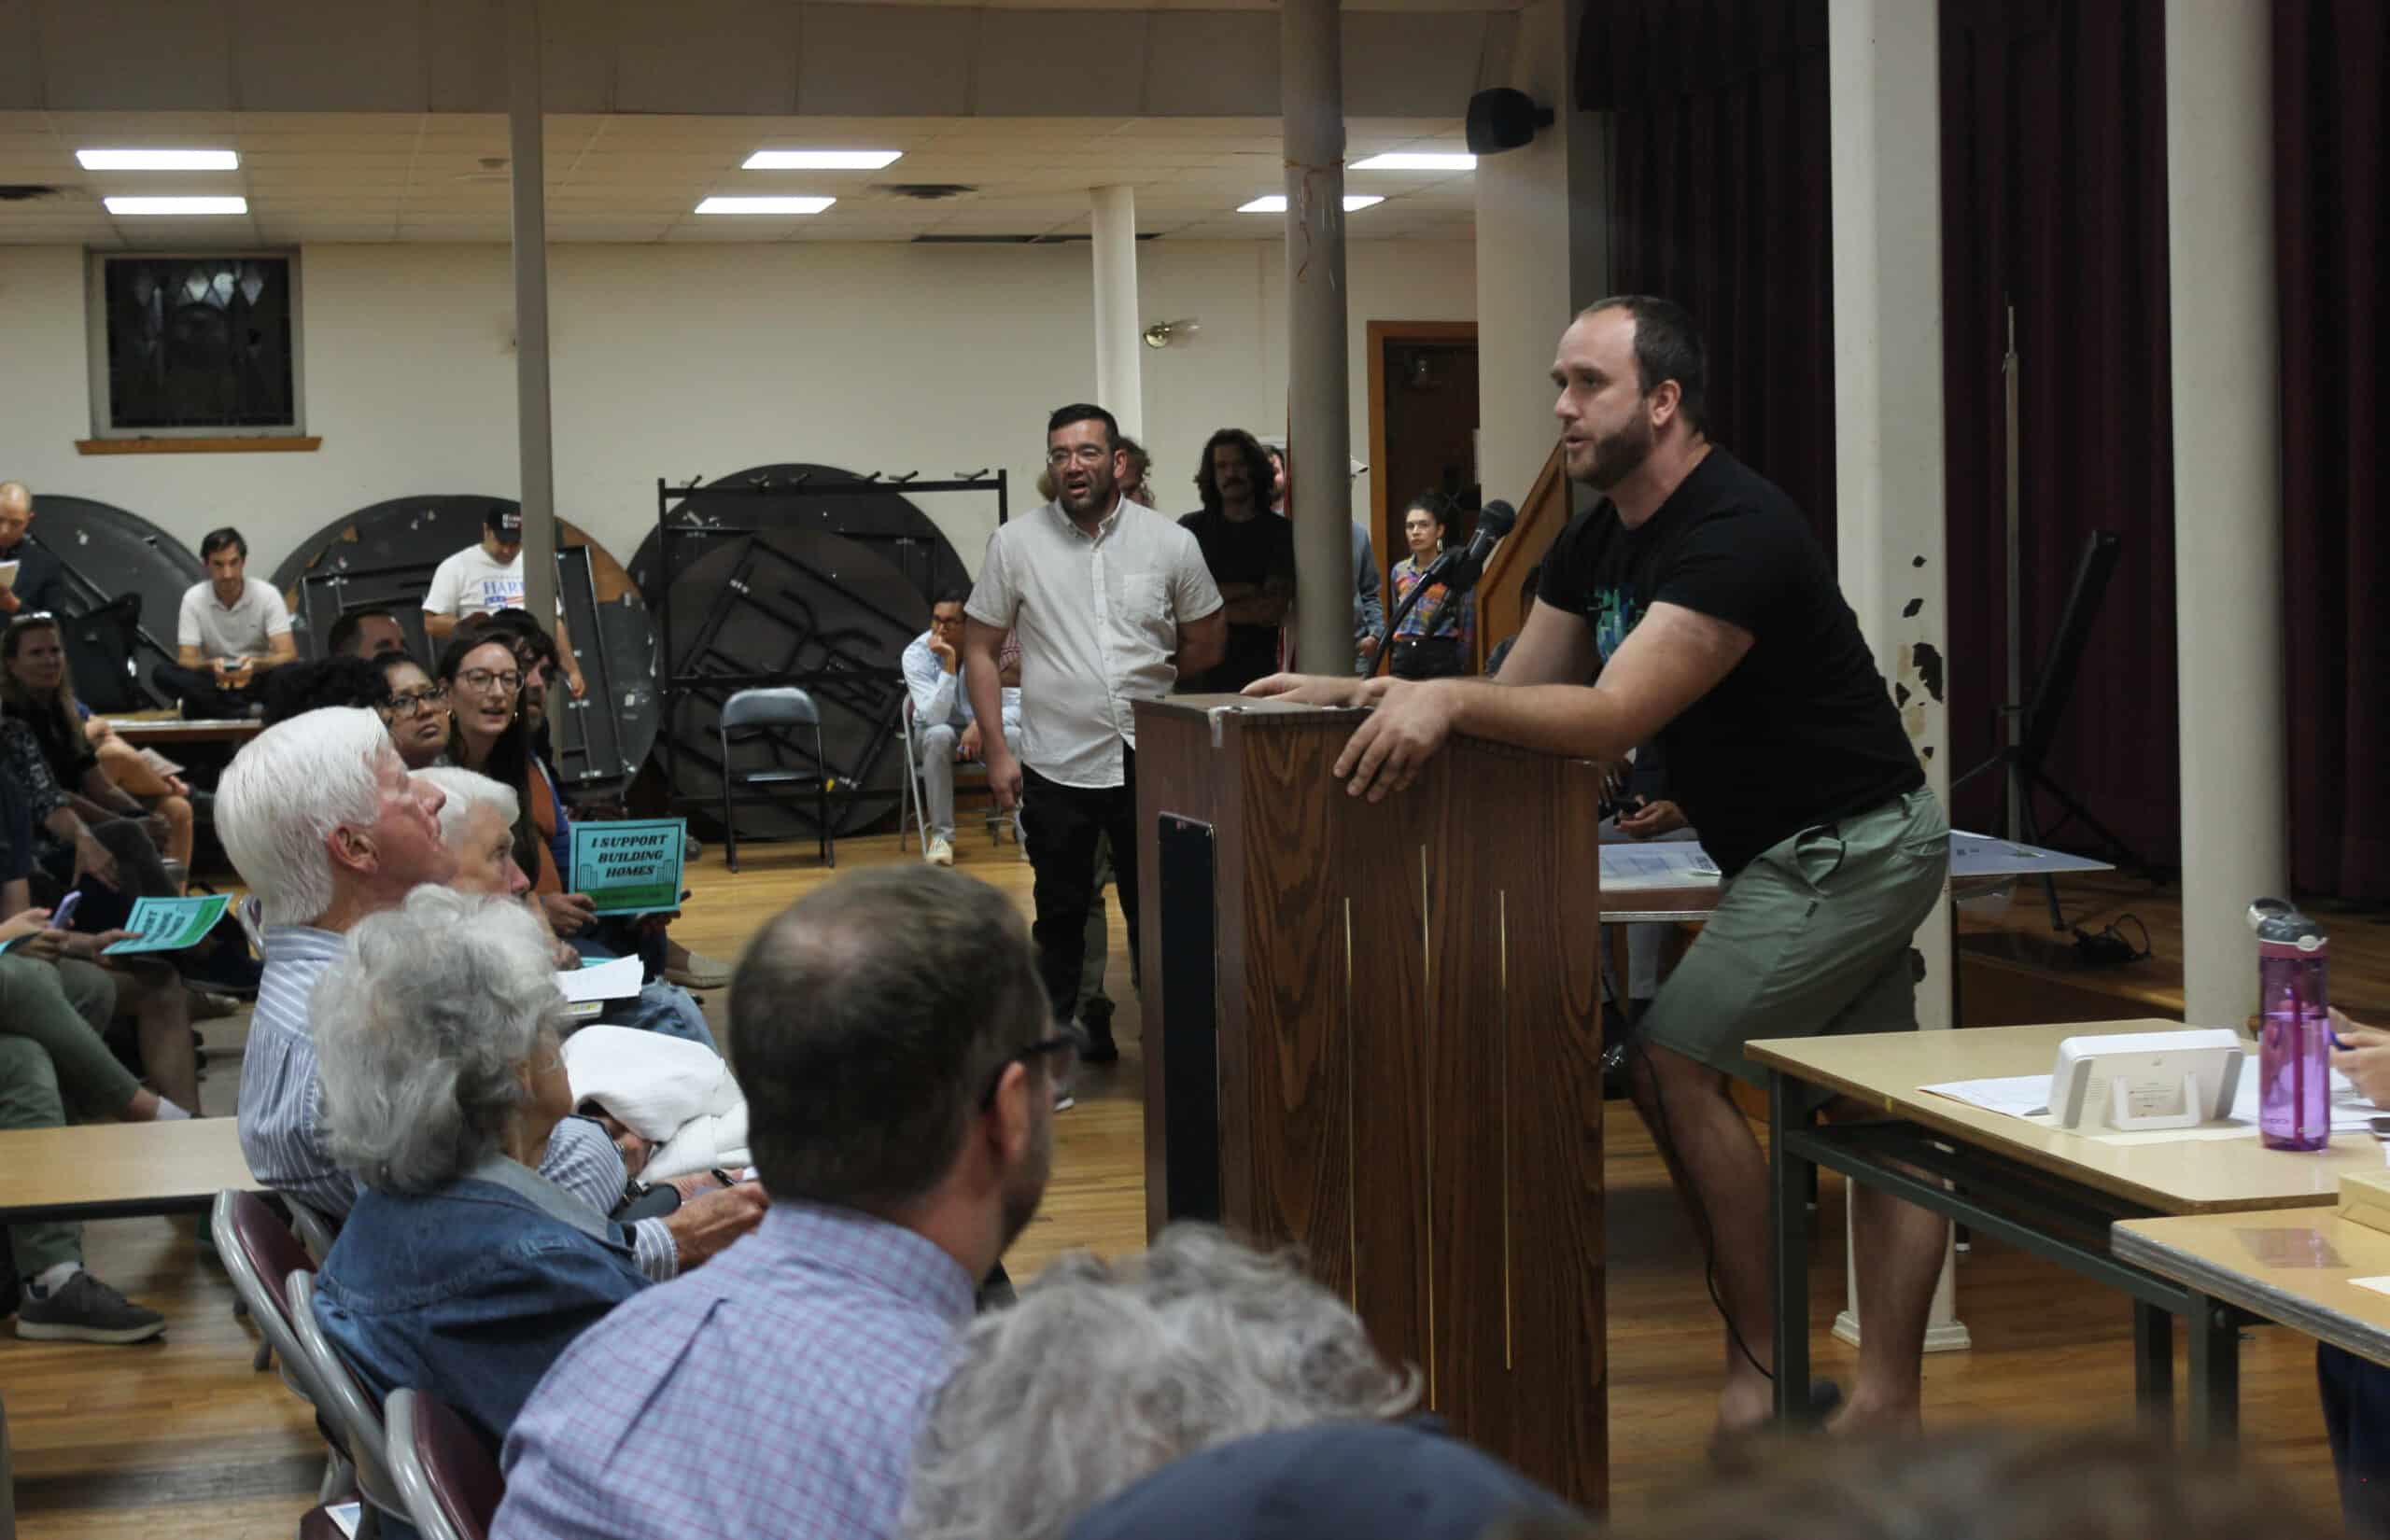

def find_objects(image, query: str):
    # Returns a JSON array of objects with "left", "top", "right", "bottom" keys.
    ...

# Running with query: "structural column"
[
  {"left": 1282, "top": 0, "right": 1355, "bottom": 675},
  {"left": 507, "top": 0, "right": 558, "bottom": 641},
  {"left": 1473, "top": 0, "right": 1607, "bottom": 507},
  {"left": 2168, "top": 0, "right": 2286, "bottom": 1025},
  {"left": 1828, "top": 0, "right": 1968, "bottom": 1353},
  {"left": 1090, "top": 186, "right": 1145, "bottom": 442}
]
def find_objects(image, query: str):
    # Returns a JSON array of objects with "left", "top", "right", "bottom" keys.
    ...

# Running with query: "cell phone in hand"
[{"left": 49, "top": 890, "right": 83, "bottom": 930}]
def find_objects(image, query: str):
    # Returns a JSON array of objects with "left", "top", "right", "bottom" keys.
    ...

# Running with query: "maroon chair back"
[{"left": 387, "top": 1388, "right": 505, "bottom": 1540}]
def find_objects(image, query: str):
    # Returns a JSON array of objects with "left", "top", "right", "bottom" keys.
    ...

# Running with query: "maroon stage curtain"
[
  {"left": 1938, "top": 0, "right": 2182, "bottom": 869},
  {"left": 2276, "top": 0, "right": 2390, "bottom": 902},
  {"left": 1581, "top": 0, "right": 1838, "bottom": 553}
]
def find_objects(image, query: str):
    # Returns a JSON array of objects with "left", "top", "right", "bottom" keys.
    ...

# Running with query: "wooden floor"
[{"left": 5, "top": 838, "right": 2365, "bottom": 1536}]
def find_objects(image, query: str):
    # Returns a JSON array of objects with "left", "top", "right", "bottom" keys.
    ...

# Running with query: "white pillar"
[
  {"left": 1282, "top": 0, "right": 1355, "bottom": 676},
  {"left": 2168, "top": 0, "right": 2285, "bottom": 1026},
  {"left": 506, "top": 0, "right": 558, "bottom": 646},
  {"left": 1474, "top": 0, "right": 1606, "bottom": 506},
  {"left": 1090, "top": 186, "right": 1145, "bottom": 442},
  {"left": 1828, "top": 0, "right": 1969, "bottom": 1355}
]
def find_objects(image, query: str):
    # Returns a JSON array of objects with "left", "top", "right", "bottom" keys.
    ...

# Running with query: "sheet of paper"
[
  {"left": 134, "top": 746, "right": 184, "bottom": 777},
  {"left": 1948, "top": 832, "right": 2116, "bottom": 879},
  {"left": 1921, "top": 1075, "right": 2054, "bottom": 1119},
  {"left": 556, "top": 954, "right": 645, "bottom": 1005},
  {"left": 2350, "top": 1277, "right": 2390, "bottom": 1298},
  {"left": 0, "top": 560, "right": 17, "bottom": 590},
  {"left": 1598, "top": 843, "right": 1722, "bottom": 892},
  {"left": 569, "top": 819, "right": 687, "bottom": 917},
  {"left": 2228, "top": 1066, "right": 2375, "bottom": 1132},
  {"left": 102, "top": 893, "right": 232, "bottom": 955}
]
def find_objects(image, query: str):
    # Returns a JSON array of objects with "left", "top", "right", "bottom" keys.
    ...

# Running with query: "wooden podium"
[{"left": 1133, "top": 695, "right": 1608, "bottom": 1507}]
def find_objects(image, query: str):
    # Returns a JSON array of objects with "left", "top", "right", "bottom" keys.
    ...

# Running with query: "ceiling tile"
[
  {"left": 796, "top": 5, "right": 974, "bottom": 117},
  {"left": 36, "top": 0, "right": 235, "bottom": 111},
  {"left": 614, "top": 0, "right": 798, "bottom": 116}
]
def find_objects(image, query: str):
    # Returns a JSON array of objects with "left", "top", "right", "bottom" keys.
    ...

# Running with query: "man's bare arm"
[
  {"left": 1444, "top": 602, "right": 1752, "bottom": 764},
  {"left": 1174, "top": 609, "right": 1229, "bottom": 679}
]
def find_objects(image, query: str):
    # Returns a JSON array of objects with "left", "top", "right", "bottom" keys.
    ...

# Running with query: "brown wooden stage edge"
[{"left": 1134, "top": 694, "right": 1609, "bottom": 1508}]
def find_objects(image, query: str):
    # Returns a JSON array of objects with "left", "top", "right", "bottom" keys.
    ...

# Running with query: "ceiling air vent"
[
  {"left": 0, "top": 185, "right": 62, "bottom": 202},
  {"left": 879, "top": 183, "right": 979, "bottom": 201}
]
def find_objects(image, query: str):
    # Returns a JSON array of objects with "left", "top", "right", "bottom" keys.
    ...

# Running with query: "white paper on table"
[
  {"left": 1598, "top": 844, "right": 1722, "bottom": 892},
  {"left": 2228, "top": 1065, "right": 2377, "bottom": 1133},
  {"left": 555, "top": 954, "right": 644, "bottom": 1005},
  {"left": 1920, "top": 1075, "right": 2054, "bottom": 1119}
]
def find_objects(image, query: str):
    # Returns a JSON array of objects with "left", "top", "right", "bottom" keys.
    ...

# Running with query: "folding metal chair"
[
  {"left": 384, "top": 1389, "right": 504, "bottom": 1540},
  {"left": 288, "top": 1271, "right": 405, "bottom": 1537},
  {"left": 898, "top": 694, "right": 1013, "bottom": 853},
  {"left": 716, "top": 687, "right": 835, "bottom": 871}
]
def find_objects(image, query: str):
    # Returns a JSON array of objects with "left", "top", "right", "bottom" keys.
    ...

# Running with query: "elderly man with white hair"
[
  {"left": 310, "top": 887, "right": 656, "bottom": 1458},
  {"left": 902, "top": 1225, "right": 1422, "bottom": 1540},
  {"left": 220, "top": 708, "right": 759, "bottom": 1283}
]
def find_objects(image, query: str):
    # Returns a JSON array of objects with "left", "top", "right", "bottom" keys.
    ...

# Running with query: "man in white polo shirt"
[
  {"left": 422, "top": 505, "right": 586, "bottom": 697},
  {"left": 963, "top": 403, "right": 1225, "bottom": 1064},
  {"left": 157, "top": 526, "right": 298, "bottom": 717}
]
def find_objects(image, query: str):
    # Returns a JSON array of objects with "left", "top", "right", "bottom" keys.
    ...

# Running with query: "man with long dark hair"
[{"left": 1178, "top": 428, "right": 1296, "bottom": 693}]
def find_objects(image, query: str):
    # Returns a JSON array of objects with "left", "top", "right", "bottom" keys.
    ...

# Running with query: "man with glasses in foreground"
[
  {"left": 963, "top": 403, "right": 1223, "bottom": 1066},
  {"left": 496, "top": 865, "right": 1063, "bottom": 1540}
]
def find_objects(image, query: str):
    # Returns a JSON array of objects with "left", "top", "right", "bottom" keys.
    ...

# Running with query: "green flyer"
[
  {"left": 103, "top": 894, "right": 234, "bottom": 955},
  {"left": 570, "top": 819, "right": 687, "bottom": 917}
]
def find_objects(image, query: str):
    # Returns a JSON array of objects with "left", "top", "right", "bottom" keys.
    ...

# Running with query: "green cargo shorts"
[{"left": 1639, "top": 785, "right": 1949, "bottom": 1086}]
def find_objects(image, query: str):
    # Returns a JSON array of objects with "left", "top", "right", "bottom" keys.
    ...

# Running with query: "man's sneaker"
[
  {"left": 1053, "top": 1086, "right": 1077, "bottom": 1113},
  {"left": 663, "top": 949, "right": 734, "bottom": 990},
  {"left": 927, "top": 834, "right": 955, "bottom": 868},
  {"left": 1080, "top": 1020, "right": 1120, "bottom": 1066},
  {"left": 14, "top": 1270, "right": 166, "bottom": 1344}
]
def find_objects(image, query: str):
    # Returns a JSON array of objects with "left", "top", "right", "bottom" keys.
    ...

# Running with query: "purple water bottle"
[{"left": 2249, "top": 898, "right": 2330, "bottom": 1151}]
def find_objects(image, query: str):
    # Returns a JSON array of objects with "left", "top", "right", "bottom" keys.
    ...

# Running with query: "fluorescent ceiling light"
[
  {"left": 695, "top": 195, "right": 836, "bottom": 215},
  {"left": 1236, "top": 194, "right": 1385, "bottom": 215},
  {"left": 742, "top": 149, "right": 903, "bottom": 171},
  {"left": 1351, "top": 152, "right": 1477, "bottom": 172},
  {"left": 105, "top": 195, "right": 248, "bottom": 216},
  {"left": 78, "top": 147, "right": 240, "bottom": 171}
]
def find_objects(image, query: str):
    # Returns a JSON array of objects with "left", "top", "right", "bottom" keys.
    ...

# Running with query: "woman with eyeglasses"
[{"left": 373, "top": 653, "right": 452, "bottom": 771}]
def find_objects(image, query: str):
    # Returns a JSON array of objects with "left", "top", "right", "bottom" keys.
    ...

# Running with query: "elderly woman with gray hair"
[
  {"left": 308, "top": 886, "right": 650, "bottom": 1456},
  {"left": 902, "top": 1225, "right": 1422, "bottom": 1540}
]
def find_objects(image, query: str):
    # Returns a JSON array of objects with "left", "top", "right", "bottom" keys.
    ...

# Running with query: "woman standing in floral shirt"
[{"left": 1382, "top": 492, "right": 1476, "bottom": 680}]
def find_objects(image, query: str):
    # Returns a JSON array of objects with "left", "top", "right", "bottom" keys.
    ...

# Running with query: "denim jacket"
[{"left": 315, "top": 1154, "right": 650, "bottom": 1456}]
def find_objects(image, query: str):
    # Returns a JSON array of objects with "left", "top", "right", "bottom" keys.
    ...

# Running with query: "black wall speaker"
[{"left": 1465, "top": 87, "right": 1555, "bottom": 154}]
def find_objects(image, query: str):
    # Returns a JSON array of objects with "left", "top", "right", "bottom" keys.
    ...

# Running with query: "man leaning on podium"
[{"left": 1250, "top": 294, "right": 1950, "bottom": 1449}]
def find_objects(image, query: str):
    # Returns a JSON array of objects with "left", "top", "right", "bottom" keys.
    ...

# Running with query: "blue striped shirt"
[
  {"left": 238, "top": 924, "right": 678, "bottom": 1281},
  {"left": 494, "top": 1201, "right": 976, "bottom": 1540}
]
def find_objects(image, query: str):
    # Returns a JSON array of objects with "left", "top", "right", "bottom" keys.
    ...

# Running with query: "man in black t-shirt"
[
  {"left": 1178, "top": 428, "right": 1296, "bottom": 693},
  {"left": 1248, "top": 297, "right": 1951, "bottom": 1447}
]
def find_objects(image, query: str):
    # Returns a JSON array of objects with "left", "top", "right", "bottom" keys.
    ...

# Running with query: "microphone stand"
[{"left": 1368, "top": 547, "right": 1489, "bottom": 680}]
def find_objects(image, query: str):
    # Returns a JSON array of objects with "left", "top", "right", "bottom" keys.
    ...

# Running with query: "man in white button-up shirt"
[{"left": 963, "top": 404, "right": 1225, "bottom": 1063}]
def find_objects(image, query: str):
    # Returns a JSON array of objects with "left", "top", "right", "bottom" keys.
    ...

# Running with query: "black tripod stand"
[{"left": 1951, "top": 528, "right": 2151, "bottom": 930}]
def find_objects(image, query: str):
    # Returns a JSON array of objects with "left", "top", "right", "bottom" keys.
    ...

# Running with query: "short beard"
[
  {"left": 1061, "top": 474, "right": 1117, "bottom": 519},
  {"left": 1582, "top": 411, "right": 1655, "bottom": 492}
]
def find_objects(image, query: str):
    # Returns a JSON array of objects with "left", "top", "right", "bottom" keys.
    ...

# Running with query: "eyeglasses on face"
[
  {"left": 978, "top": 1029, "right": 1083, "bottom": 1108},
  {"left": 458, "top": 667, "right": 522, "bottom": 693},
  {"left": 1045, "top": 444, "right": 1113, "bottom": 469},
  {"left": 382, "top": 686, "right": 451, "bottom": 720}
]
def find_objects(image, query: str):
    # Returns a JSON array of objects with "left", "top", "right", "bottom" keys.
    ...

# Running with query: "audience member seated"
[
  {"left": 1062, "top": 1421, "right": 1568, "bottom": 1540},
  {"left": 0, "top": 714, "right": 209, "bottom": 1101},
  {"left": 0, "top": 482, "right": 70, "bottom": 619},
  {"left": 1381, "top": 492, "right": 1476, "bottom": 681},
  {"left": 496, "top": 865, "right": 1061, "bottom": 1540},
  {"left": 153, "top": 526, "right": 298, "bottom": 719},
  {"left": 416, "top": 766, "right": 720, "bottom": 1057},
  {"left": 1582, "top": 1426, "right": 2337, "bottom": 1540},
  {"left": 218, "top": 707, "right": 758, "bottom": 1282},
  {"left": 0, "top": 905, "right": 187, "bottom": 1126},
  {"left": 78, "top": 713, "right": 195, "bottom": 869},
  {"left": 421, "top": 505, "right": 585, "bottom": 696},
  {"left": 461, "top": 609, "right": 733, "bottom": 995},
  {"left": 327, "top": 607, "right": 411, "bottom": 661},
  {"left": 373, "top": 652, "right": 451, "bottom": 770},
  {"left": 2, "top": 615, "right": 187, "bottom": 927},
  {"left": 902, "top": 1225, "right": 1419, "bottom": 1540},
  {"left": 904, "top": 588, "right": 1021, "bottom": 867},
  {"left": 310, "top": 888, "right": 652, "bottom": 1456},
  {"left": 260, "top": 654, "right": 389, "bottom": 727}
]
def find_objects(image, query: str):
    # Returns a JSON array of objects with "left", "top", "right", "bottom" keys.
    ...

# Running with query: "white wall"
[{"left": 0, "top": 238, "right": 1474, "bottom": 585}]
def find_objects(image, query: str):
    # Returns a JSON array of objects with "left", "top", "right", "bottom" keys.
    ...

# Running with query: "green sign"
[
  {"left": 104, "top": 893, "right": 234, "bottom": 955},
  {"left": 570, "top": 819, "right": 687, "bottom": 917}
]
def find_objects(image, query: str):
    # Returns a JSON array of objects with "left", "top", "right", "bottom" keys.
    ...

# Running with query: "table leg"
[
  {"left": 1770, "top": 1071, "right": 1811, "bottom": 1422},
  {"left": 2185, "top": 1293, "right": 2241, "bottom": 1446},
  {"left": 2132, "top": 1299, "right": 2173, "bottom": 1433}
]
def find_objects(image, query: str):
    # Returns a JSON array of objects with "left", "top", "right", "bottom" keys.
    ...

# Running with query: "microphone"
[{"left": 1433, "top": 499, "right": 1517, "bottom": 595}]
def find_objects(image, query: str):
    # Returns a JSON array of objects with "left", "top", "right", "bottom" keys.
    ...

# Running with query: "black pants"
[
  {"left": 151, "top": 663, "right": 260, "bottom": 719},
  {"left": 1020, "top": 752, "right": 1140, "bottom": 1027}
]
